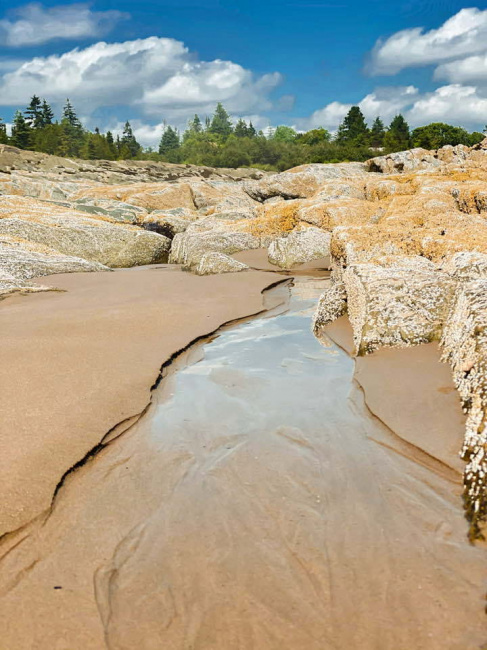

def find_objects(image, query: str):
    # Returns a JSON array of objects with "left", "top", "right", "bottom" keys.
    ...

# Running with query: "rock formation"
[{"left": 2, "top": 139, "right": 487, "bottom": 538}]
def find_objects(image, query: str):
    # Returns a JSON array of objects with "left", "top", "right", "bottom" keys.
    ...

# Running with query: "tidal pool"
[{"left": 0, "top": 277, "right": 485, "bottom": 649}]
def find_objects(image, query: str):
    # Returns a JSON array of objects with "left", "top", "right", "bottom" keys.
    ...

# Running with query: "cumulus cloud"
[
  {"left": 435, "top": 54, "right": 487, "bottom": 84},
  {"left": 368, "top": 7, "right": 487, "bottom": 75},
  {"left": 298, "top": 86, "right": 419, "bottom": 131},
  {"left": 0, "top": 36, "right": 283, "bottom": 120},
  {"left": 0, "top": 2, "right": 127, "bottom": 47},
  {"left": 406, "top": 84, "right": 487, "bottom": 126}
]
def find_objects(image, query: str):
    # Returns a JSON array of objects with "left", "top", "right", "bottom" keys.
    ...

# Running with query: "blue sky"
[{"left": 0, "top": 0, "right": 486, "bottom": 144}]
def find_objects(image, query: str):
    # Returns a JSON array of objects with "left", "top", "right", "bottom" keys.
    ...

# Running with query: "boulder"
[
  {"left": 193, "top": 252, "right": 249, "bottom": 275},
  {"left": 0, "top": 236, "right": 109, "bottom": 296},
  {"left": 170, "top": 230, "right": 260, "bottom": 268},
  {"left": 244, "top": 162, "right": 367, "bottom": 201},
  {"left": 313, "top": 282, "right": 348, "bottom": 334},
  {"left": 343, "top": 257, "right": 455, "bottom": 355},
  {"left": 366, "top": 148, "right": 441, "bottom": 174},
  {"left": 268, "top": 227, "right": 331, "bottom": 268},
  {"left": 0, "top": 204, "right": 171, "bottom": 268},
  {"left": 442, "top": 251, "right": 487, "bottom": 281}
]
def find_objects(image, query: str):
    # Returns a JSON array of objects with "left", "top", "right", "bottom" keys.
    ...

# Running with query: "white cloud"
[
  {"left": 406, "top": 84, "right": 487, "bottom": 127},
  {"left": 297, "top": 100, "right": 351, "bottom": 130},
  {"left": 0, "top": 36, "right": 282, "bottom": 121},
  {"left": 369, "top": 7, "right": 487, "bottom": 75},
  {"left": 298, "top": 86, "right": 419, "bottom": 131},
  {"left": 435, "top": 54, "right": 487, "bottom": 84},
  {"left": 0, "top": 2, "right": 127, "bottom": 47}
]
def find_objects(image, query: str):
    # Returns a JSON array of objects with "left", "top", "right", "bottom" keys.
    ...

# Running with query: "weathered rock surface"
[
  {"left": 343, "top": 258, "right": 455, "bottom": 355},
  {"left": 441, "top": 279, "right": 487, "bottom": 539},
  {"left": 0, "top": 236, "right": 108, "bottom": 296},
  {"left": 193, "top": 252, "right": 249, "bottom": 275},
  {"left": 244, "top": 162, "right": 367, "bottom": 201},
  {"left": 0, "top": 196, "right": 170, "bottom": 268},
  {"left": 170, "top": 229, "right": 260, "bottom": 269},
  {"left": 268, "top": 227, "right": 331, "bottom": 268}
]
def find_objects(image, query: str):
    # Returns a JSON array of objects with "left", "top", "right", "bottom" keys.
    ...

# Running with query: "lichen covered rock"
[
  {"left": 193, "top": 252, "right": 249, "bottom": 275},
  {"left": 343, "top": 258, "right": 454, "bottom": 355},
  {"left": 268, "top": 227, "right": 331, "bottom": 268}
]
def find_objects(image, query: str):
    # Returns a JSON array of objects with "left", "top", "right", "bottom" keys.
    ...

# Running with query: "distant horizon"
[{"left": 0, "top": 1, "right": 486, "bottom": 146}]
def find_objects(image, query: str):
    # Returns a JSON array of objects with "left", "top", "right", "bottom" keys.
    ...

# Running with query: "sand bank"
[
  {"left": 0, "top": 265, "right": 287, "bottom": 534},
  {"left": 324, "top": 316, "right": 466, "bottom": 474}
]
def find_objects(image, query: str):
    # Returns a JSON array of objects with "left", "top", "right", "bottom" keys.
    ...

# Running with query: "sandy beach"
[{"left": 0, "top": 265, "right": 287, "bottom": 535}]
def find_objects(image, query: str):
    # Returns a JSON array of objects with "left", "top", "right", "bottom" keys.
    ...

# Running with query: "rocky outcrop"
[
  {"left": 268, "top": 227, "right": 331, "bottom": 268},
  {"left": 0, "top": 236, "right": 108, "bottom": 297},
  {"left": 0, "top": 196, "right": 170, "bottom": 268},
  {"left": 343, "top": 258, "right": 454, "bottom": 355},
  {"left": 194, "top": 252, "right": 249, "bottom": 275},
  {"left": 244, "top": 162, "right": 367, "bottom": 201},
  {"left": 441, "top": 279, "right": 487, "bottom": 540},
  {"left": 170, "top": 229, "right": 260, "bottom": 269}
]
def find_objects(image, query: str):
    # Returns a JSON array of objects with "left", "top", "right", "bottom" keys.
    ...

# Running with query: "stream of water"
[{"left": 0, "top": 277, "right": 485, "bottom": 649}]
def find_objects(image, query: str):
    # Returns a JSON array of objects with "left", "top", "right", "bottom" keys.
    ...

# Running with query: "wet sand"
[
  {"left": 0, "top": 278, "right": 485, "bottom": 649},
  {"left": 0, "top": 265, "right": 287, "bottom": 535},
  {"left": 234, "top": 248, "right": 331, "bottom": 275},
  {"left": 323, "top": 317, "right": 466, "bottom": 474}
]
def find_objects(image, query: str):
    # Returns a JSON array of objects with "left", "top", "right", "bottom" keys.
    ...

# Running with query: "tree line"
[{"left": 0, "top": 97, "right": 484, "bottom": 171}]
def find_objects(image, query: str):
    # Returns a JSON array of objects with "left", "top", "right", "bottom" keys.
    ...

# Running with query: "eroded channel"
[{"left": 0, "top": 277, "right": 486, "bottom": 649}]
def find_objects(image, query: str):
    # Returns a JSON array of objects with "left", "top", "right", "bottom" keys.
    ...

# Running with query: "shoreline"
[
  {"left": 0, "top": 265, "right": 288, "bottom": 535},
  {"left": 323, "top": 316, "right": 466, "bottom": 478}
]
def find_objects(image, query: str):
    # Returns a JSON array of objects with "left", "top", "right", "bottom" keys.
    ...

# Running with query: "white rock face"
[
  {"left": 343, "top": 258, "right": 455, "bottom": 355},
  {"left": 313, "top": 282, "right": 348, "bottom": 334},
  {"left": 193, "top": 252, "right": 249, "bottom": 276},
  {"left": 441, "top": 279, "right": 487, "bottom": 539},
  {"left": 244, "top": 162, "right": 367, "bottom": 201},
  {"left": 366, "top": 148, "right": 441, "bottom": 174},
  {"left": 169, "top": 230, "right": 260, "bottom": 268},
  {"left": 0, "top": 237, "right": 109, "bottom": 296},
  {"left": 267, "top": 227, "right": 331, "bottom": 268},
  {"left": 0, "top": 214, "right": 170, "bottom": 268},
  {"left": 442, "top": 251, "right": 487, "bottom": 281}
]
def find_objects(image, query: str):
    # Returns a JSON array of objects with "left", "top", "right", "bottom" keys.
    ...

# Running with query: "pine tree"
[
  {"left": 209, "top": 103, "right": 233, "bottom": 139},
  {"left": 105, "top": 131, "right": 117, "bottom": 159},
  {"left": 234, "top": 119, "right": 249, "bottom": 138},
  {"left": 41, "top": 100, "right": 54, "bottom": 127},
  {"left": 189, "top": 114, "right": 202, "bottom": 133},
  {"left": 25, "top": 95, "right": 43, "bottom": 129},
  {"left": 384, "top": 114, "right": 411, "bottom": 152},
  {"left": 11, "top": 111, "right": 31, "bottom": 149},
  {"left": 248, "top": 121, "right": 257, "bottom": 138},
  {"left": 120, "top": 121, "right": 141, "bottom": 158},
  {"left": 159, "top": 126, "right": 180, "bottom": 155},
  {"left": 370, "top": 117, "right": 385, "bottom": 148},
  {"left": 204, "top": 116, "right": 211, "bottom": 131},
  {"left": 336, "top": 106, "right": 369, "bottom": 144},
  {"left": 61, "top": 99, "right": 84, "bottom": 156},
  {"left": 0, "top": 118, "right": 8, "bottom": 144}
]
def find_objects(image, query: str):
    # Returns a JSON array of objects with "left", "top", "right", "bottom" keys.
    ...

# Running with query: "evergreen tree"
[
  {"left": 41, "top": 100, "right": 54, "bottom": 127},
  {"left": 11, "top": 111, "right": 31, "bottom": 149},
  {"left": 248, "top": 121, "right": 257, "bottom": 138},
  {"left": 61, "top": 99, "right": 84, "bottom": 156},
  {"left": 234, "top": 119, "right": 249, "bottom": 138},
  {"left": 25, "top": 95, "right": 43, "bottom": 129},
  {"left": 0, "top": 118, "right": 8, "bottom": 144},
  {"left": 384, "top": 114, "right": 411, "bottom": 152},
  {"left": 370, "top": 117, "right": 385, "bottom": 148},
  {"left": 336, "top": 106, "right": 369, "bottom": 144},
  {"left": 209, "top": 103, "right": 233, "bottom": 139},
  {"left": 204, "top": 116, "right": 211, "bottom": 131},
  {"left": 105, "top": 131, "right": 117, "bottom": 159},
  {"left": 159, "top": 126, "right": 180, "bottom": 155},
  {"left": 189, "top": 114, "right": 202, "bottom": 133},
  {"left": 120, "top": 121, "right": 141, "bottom": 158}
]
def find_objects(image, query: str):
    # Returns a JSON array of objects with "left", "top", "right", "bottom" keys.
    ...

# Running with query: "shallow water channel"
[{"left": 1, "top": 277, "right": 486, "bottom": 649}]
